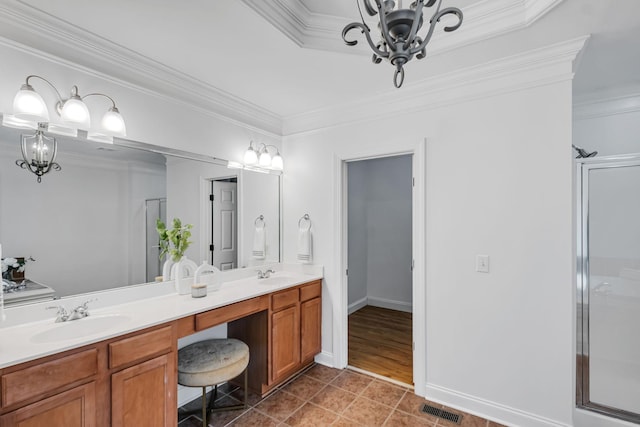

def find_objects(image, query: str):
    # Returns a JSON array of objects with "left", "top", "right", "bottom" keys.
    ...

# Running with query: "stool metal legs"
[{"left": 199, "top": 367, "right": 249, "bottom": 426}]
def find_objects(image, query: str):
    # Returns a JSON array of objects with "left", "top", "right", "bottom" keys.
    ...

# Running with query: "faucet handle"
[
  {"left": 46, "top": 305, "right": 69, "bottom": 322},
  {"left": 78, "top": 298, "right": 97, "bottom": 309},
  {"left": 74, "top": 298, "right": 97, "bottom": 315}
]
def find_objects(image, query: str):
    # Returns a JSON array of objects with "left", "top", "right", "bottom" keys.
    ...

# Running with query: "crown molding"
[
  {"left": 0, "top": 1, "right": 283, "bottom": 136},
  {"left": 242, "top": 0, "right": 565, "bottom": 56},
  {"left": 283, "top": 36, "right": 589, "bottom": 136},
  {"left": 573, "top": 92, "right": 640, "bottom": 121}
]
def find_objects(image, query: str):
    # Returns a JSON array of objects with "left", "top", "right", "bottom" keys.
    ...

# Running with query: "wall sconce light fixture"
[
  {"left": 9, "top": 75, "right": 126, "bottom": 139},
  {"left": 243, "top": 141, "right": 283, "bottom": 171}
]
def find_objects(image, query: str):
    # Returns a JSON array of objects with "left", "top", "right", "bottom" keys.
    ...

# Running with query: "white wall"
[
  {"left": 239, "top": 171, "right": 281, "bottom": 268},
  {"left": 347, "top": 155, "right": 413, "bottom": 313},
  {"left": 283, "top": 80, "right": 575, "bottom": 426},
  {"left": 0, "top": 140, "right": 165, "bottom": 297}
]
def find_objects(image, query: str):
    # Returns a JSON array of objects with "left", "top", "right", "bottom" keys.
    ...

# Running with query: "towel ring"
[
  {"left": 298, "top": 213, "right": 311, "bottom": 230},
  {"left": 255, "top": 215, "right": 265, "bottom": 228}
]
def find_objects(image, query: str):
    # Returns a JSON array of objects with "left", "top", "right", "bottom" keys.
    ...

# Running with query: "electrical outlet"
[{"left": 476, "top": 255, "right": 490, "bottom": 273}]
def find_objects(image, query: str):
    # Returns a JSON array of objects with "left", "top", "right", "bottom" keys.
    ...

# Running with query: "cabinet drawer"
[
  {"left": 300, "top": 281, "right": 321, "bottom": 302},
  {"left": 272, "top": 288, "right": 298, "bottom": 311},
  {"left": 196, "top": 296, "right": 269, "bottom": 331},
  {"left": 109, "top": 326, "right": 172, "bottom": 369},
  {"left": 1, "top": 348, "right": 98, "bottom": 407}
]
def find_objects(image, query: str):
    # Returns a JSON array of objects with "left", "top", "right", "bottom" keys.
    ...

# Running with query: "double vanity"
[{"left": 0, "top": 265, "right": 323, "bottom": 426}]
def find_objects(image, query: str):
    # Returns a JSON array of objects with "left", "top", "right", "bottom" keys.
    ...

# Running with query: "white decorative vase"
[
  {"left": 170, "top": 257, "right": 198, "bottom": 295},
  {"left": 162, "top": 259, "right": 174, "bottom": 282}
]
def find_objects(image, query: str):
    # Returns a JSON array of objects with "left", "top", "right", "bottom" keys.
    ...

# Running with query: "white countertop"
[{"left": 0, "top": 265, "right": 322, "bottom": 369}]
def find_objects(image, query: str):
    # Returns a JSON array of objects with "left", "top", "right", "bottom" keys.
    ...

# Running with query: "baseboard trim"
[
  {"left": 347, "top": 297, "right": 368, "bottom": 315},
  {"left": 314, "top": 350, "right": 335, "bottom": 368},
  {"left": 368, "top": 297, "right": 413, "bottom": 313},
  {"left": 424, "top": 383, "right": 571, "bottom": 427}
]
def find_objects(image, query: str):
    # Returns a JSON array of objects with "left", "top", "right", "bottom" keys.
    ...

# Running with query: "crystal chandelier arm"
[
  {"left": 409, "top": 6, "right": 463, "bottom": 55},
  {"left": 25, "top": 75, "right": 65, "bottom": 104},
  {"left": 342, "top": 22, "right": 389, "bottom": 58}
]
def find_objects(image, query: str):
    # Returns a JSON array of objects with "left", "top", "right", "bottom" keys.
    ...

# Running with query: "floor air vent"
[{"left": 421, "top": 403, "right": 463, "bottom": 424}]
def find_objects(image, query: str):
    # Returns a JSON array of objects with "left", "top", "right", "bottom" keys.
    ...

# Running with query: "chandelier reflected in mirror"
[
  {"left": 16, "top": 123, "right": 61, "bottom": 183},
  {"left": 342, "top": 0, "right": 463, "bottom": 88}
]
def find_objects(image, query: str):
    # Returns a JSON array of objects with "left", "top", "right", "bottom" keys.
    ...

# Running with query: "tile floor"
[{"left": 178, "top": 365, "right": 506, "bottom": 427}]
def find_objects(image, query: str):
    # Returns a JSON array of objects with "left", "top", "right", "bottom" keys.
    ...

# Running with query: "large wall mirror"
[{"left": 0, "top": 123, "right": 281, "bottom": 304}]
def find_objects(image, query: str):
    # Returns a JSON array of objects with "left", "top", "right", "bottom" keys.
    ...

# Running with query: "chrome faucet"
[
  {"left": 47, "top": 299, "right": 96, "bottom": 323},
  {"left": 256, "top": 269, "right": 275, "bottom": 279}
]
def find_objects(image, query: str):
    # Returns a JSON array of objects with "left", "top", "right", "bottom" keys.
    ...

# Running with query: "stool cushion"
[{"left": 178, "top": 338, "right": 249, "bottom": 387}]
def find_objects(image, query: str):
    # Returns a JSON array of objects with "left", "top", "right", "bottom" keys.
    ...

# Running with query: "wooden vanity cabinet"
[
  {"left": 109, "top": 325, "right": 176, "bottom": 427},
  {"left": 0, "top": 323, "right": 176, "bottom": 427},
  {"left": 227, "top": 279, "right": 323, "bottom": 395},
  {"left": 270, "top": 280, "right": 322, "bottom": 385}
]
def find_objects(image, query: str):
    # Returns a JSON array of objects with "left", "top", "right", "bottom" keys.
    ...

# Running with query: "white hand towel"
[
  {"left": 253, "top": 226, "right": 266, "bottom": 260},
  {"left": 297, "top": 228, "right": 312, "bottom": 264}
]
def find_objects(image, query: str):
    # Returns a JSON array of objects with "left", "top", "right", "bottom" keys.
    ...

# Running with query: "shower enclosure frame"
[{"left": 576, "top": 153, "right": 640, "bottom": 424}]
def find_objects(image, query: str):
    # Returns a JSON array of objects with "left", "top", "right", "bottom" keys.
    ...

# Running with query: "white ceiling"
[{"left": 2, "top": 0, "right": 640, "bottom": 123}]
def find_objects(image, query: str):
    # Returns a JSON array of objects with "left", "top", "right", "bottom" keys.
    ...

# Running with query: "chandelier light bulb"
[{"left": 13, "top": 84, "right": 50, "bottom": 122}]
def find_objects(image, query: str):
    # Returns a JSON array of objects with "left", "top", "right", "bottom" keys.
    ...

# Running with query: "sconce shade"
[
  {"left": 61, "top": 95, "right": 90, "bottom": 129},
  {"left": 271, "top": 153, "right": 284, "bottom": 171},
  {"left": 101, "top": 107, "right": 126, "bottom": 136},
  {"left": 244, "top": 145, "right": 258, "bottom": 165},
  {"left": 259, "top": 150, "right": 272, "bottom": 167},
  {"left": 13, "top": 84, "right": 49, "bottom": 122}
]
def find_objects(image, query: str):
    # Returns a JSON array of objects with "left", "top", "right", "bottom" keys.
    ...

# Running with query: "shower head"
[{"left": 572, "top": 144, "right": 598, "bottom": 159}]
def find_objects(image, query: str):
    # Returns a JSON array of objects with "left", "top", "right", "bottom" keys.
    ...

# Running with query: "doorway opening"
[
  {"left": 209, "top": 177, "right": 238, "bottom": 271},
  {"left": 346, "top": 154, "right": 413, "bottom": 385}
]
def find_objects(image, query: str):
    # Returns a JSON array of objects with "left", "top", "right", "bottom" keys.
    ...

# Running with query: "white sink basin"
[{"left": 30, "top": 314, "right": 132, "bottom": 344}]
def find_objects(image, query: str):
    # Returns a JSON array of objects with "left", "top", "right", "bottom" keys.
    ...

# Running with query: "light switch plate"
[{"left": 476, "top": 255, "right": 490, "bottom": 273}]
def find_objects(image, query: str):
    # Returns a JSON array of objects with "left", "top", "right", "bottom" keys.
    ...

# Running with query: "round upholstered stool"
[{"left": 178, "top": 338, "right": 249, "bottom": 426}]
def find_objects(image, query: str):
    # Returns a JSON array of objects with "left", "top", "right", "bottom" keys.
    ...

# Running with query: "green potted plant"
[{"left": 156, "top": 218, "right": 193, "bottom": 263}]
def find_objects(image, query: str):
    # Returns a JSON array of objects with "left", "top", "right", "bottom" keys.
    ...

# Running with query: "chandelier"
[
  {"left": 15, "top": 123, "right": 61, "bottom": 183},
  {"left": 342, "top": 0, "right": 463, "bottom": 88}
]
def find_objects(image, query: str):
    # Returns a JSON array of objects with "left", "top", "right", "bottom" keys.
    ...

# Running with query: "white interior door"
[{"left": 211, "top": 180, "right": 237, "bottom": 270}]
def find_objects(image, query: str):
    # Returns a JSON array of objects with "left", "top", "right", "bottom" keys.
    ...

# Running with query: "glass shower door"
[{"left": 578, "top": 157, "right": 640, "bottom": 423}]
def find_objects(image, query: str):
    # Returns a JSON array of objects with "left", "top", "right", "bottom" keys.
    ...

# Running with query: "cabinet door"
[
  {"left": 300, "top": 297, "right": 322, "bottom": 363},
  {"left": 0, "top": 382, "right": 96, "bottom": 427},
  {"left": 111, "top": 353, "right": 176, "bottom": 427},
  {"left": 271, "top": 305, "right": 300, "bottom": 382}
]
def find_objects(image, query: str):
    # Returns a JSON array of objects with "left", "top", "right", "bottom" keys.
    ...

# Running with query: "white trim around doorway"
[{"left": 332, "top": 138, "right": 427, "bottom": 395}]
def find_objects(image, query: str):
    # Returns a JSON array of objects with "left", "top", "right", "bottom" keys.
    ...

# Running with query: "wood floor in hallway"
[{"left": 348, "top": 305, "right": 413, "bottom": 385}]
